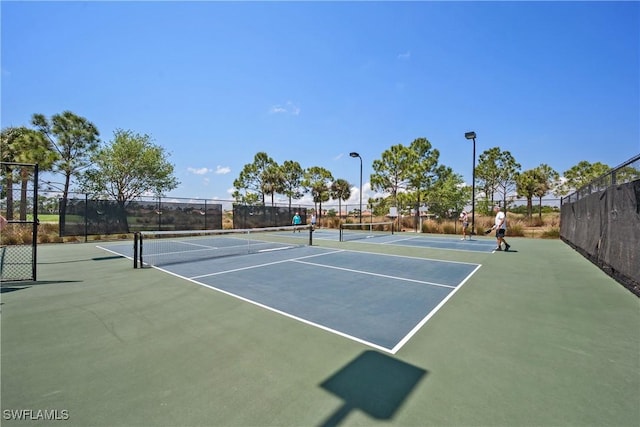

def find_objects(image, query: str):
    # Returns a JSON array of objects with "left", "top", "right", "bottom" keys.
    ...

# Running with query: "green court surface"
[{"left": 1, "top": 235, "right": 638, "bottom": 426}]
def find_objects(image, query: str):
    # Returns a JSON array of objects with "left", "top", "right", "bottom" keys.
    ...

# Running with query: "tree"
[
  {"left": 1, "top": 127, "right": 25, "bottom": 220},
  {"left": 303, "top": 166, "right": 333, "bottom": 220},
  {"left": 516, "top": 169, "right": 539, "bottom": 219},
  {"left": 1, "top": 126, "right": 57, "bottom": 220},
  {"left": 79, "top": 129, "right": 179, "bottom": 232},
  {"left": 516, "top": 169, "right": 538, "bottom": 219},
  {"left": 231, "top": 190, "right": 260, "bottom": 205},
  {"left": 32, "top": 111, "right": 100, "bottom": 232},
  {"left": 516, "top": 164, "right": 560, "bottom": 221},
  {"left": 425, "top": 166, "right": 469, "bottom": 219},
  {"left": 557, "top": 160, "right": 610, "bottom": 196},
  {"left": 404, "top": 138, "right": 440, "bottom": 230},
  {"left": 476, "top": 147, "right": 520, "bottom": 210},
  {"left": 330, "top": 178, "right": 351, "bottom": 221},
  {"left": 262, "top": 162, "right": 284, "bottom": 207},
  {"left": 533, "top": 164, "right": 559, "bottom": 220},
  {"left": 370, "top": 144, "right": 414, "bottom": 228},
  {"left": 370, "top": 144, "right": 412, "bottom": 210},
  {"left": 233, "top": 152, "right": 276, "bottom": 205},
  {"left": 475, "top": 147, "right": 502, "bottom": 208},
  {"left": 280, "top": 160, "right": 305, "bottom": 209}
]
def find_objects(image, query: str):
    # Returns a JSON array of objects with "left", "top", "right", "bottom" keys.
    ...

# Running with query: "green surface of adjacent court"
[{"left": 1, "top": 235, "right": 639, "bottom": 426}]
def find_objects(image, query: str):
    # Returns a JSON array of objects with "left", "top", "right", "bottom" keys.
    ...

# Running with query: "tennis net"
[
  {"left": 133, "top": 224, "right": 312, "bottom": 268},
  {"left": 339, "top": 221, "right": 395, "bottom": 242}
]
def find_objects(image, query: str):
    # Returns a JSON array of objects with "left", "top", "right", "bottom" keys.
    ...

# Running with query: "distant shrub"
[
  {"left": 442, "top": 224, "right": 456, "bottom": 235},
  {"left": 541, "top": 227, "right": 560, "bottom": 238},
  {"left": 421, "top": 221, "right": 440, "bottom": 234},
  {"left": 508, "top": 224, "right": 525, "bottom": 237}
]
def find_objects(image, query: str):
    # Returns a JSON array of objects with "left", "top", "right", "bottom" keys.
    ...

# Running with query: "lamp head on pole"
[
  {"left": 349, "top": 152, "right": 360, "bottom": 158},
  {"left": 464, "top": 131, "right": 476, "bottom": 140}
]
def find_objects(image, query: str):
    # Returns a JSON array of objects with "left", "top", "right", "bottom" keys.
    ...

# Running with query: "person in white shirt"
[
  {"left": 491, "top": 205, "right": 511, "bottom": 251},
  {"left": 459, "top": 211, "right": 469, "bottom": 240}
]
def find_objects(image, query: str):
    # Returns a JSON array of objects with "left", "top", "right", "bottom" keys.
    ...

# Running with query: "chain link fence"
[{"left": 1, "top": 162, "right": 39, "bottom": 281}]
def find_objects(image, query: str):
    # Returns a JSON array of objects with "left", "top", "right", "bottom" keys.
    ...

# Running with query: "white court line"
[
  {"left": 190, "top": 249, "right": 345, "bottom": 279},
  {"left": 148, "top": 263, "right": 395, "bottom": 354},
  {"left": 329, "top": 246, "right": 481, "bottom": 266},
  {"left": 148, "top": 240, "right": 291, "bottom": 260},
  {"left": 95, "top": 245, "right": 134, "bottom": 262},
  {"left": 390, "top": 263, "right": 482, "bottom": 353},
  {"left": 291, "top": 259, "right": 456, "bottom": 289},
  {"left": 138, "top": 246, "right": 482, "bottom": 354},
  {"left": 384, "top": 235, "right": 491, "bottom": 245}
]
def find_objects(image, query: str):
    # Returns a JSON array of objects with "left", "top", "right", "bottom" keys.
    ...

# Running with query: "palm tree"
[
  {"left": 330, "top": 178, "right": 352, "bottom": 223},
  {"left": 303, "top": 166, "right": 333, "bottom": 221},
  {"left": 262, "top": 163, "right": 284, "bottom": 207},
  {"left": 280, "top": 160, "right": 305, "bottom": 209},
  {"left": 1, "top": 127, "right": 57, "bottom": 220}
]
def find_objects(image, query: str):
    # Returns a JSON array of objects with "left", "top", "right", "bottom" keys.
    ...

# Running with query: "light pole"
[
  {"left": 464, "top": 131, "right": 476, "bottom": 235},
  {"left": 349, "top": 152, "right": 362, "bottom": 223}
]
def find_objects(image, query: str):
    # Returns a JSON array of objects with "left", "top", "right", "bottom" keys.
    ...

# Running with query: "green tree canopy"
[
  {"left": 233, "top": 152, "right": 276, "bottom": 205},
  {"left": 303, "top": 166, "right": 333, "bottom": 219},
  {"left": 1, "top": 126, "right": 57, "bottom": 219},
  {"left": 280, "top": 160, "right": 305, "bottom": 209},
  {"left": 80, "top": 129, "right": 179, "bottom": 202},
  {"left": 425, "top": 166, "right": 469, "bottom": 219},
  {"left": 558, "top": 160, "right": 611, "bottom": 196},
  {"left": 476, "top": 147, "right": 521, "bottom": 210},
  {"left": 370, "top": 143, "right": 412, "bottom": 210},
  {"left": 330, "top": 178, "right": 352, "bottom": 220}
]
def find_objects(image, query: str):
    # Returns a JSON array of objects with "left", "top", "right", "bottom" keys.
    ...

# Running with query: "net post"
[
  {"left": 308, "top": 225, "right": 313, "bottom": 246},
  {"left": 139, "top": 233, "right": 144, "bottom": 267},
  {"left": 133, "top": 233, "right": 138, "bottom": 268}
]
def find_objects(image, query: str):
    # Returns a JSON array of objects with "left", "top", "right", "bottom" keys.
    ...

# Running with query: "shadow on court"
[
  {"left": 0, "top": 279, "right": 81, "bottom": 293},
  {"left": 319, "top": 351, "right": 427, "bottom": 426},
  {"left": 38, "top": 255, "right": 125, "bottom": 265}
]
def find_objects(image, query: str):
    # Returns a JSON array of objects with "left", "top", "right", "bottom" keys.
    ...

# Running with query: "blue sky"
[{"left": 2, "top": 1, "right": 639, "bottom": 207}]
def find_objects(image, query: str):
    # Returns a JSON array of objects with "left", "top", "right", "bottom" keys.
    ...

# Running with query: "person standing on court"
[
  {"left": 292, "top": 211, "right": 302, "bottom": 232},
  {"left": 310, "top": 213, "right": 317, "bottom": 230},
  {"left": 491, "top": 205, "right": 510, "bottom": 251},
  {"left": 459, "top": 210, "right": 469, "bottom": 240}
]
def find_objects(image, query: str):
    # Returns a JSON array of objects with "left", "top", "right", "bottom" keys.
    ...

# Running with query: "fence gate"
[{"left": 0, "top": 162, "right": 38, "bottom": 281}]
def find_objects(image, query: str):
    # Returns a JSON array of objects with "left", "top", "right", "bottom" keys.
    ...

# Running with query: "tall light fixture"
[
  {"left": 349, "top": 152, "right": 362, "bottom": 223},
  {"left": 464, "top": 131, "right": 476, "bottom": 235}
]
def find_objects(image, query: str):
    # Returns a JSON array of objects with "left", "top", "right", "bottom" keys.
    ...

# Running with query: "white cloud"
[
  {"left": 269, "top": 106, "right": 287, "bottom": 114},
  {"left": 187, "top": 167, "right": 210, "bottom": 175},
  {"left": 269, "top": 100, "right": 300, "bottom": 116},
  {"left": 397, "top": 51, "right": 411, "bottom": 60},
  {"left": 215, "top": 165, "right": 231, "bottom": 175}
]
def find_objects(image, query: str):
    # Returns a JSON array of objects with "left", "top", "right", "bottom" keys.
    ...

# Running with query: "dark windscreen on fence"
[
  {"left": 560, "top": 154, "right": 640, "bottom": 296},
  {"left": 232, "top": 205, "right": 307, "bottom": 229},
  {"left": 60, "top": 198, "right": 223, "bottom": 236}
]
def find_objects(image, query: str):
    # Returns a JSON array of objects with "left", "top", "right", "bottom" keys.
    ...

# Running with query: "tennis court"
[
  {"left": 1, "top": 233, "right": 638, "bottom": 426},
  {"left": 102, "top": 235, "right": 480, "bottom": 353}
]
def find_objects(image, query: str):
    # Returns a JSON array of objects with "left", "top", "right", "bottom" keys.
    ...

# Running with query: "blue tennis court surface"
[{"left": 100, "top": 243, "right": 481, "bottom": 353}]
